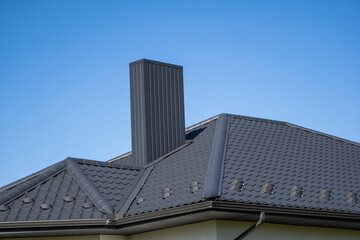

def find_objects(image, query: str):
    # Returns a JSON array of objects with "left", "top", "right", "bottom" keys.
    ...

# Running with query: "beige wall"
[
  {"left": 2, "top": 220, "right": 360, "bottom": 240},
  {"left": 128, "top": 220, "right": 360, "bottom": 240},
  {"left": 128, "top": 220, "right": 217, "bottom": 240},
  {"left": 215, "top": 220, "right": 360, "bottom": 240}
]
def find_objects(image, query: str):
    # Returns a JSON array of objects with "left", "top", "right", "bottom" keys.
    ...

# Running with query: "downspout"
[{"left": 233, "top": 212, "right": 265, "bottom": 240}]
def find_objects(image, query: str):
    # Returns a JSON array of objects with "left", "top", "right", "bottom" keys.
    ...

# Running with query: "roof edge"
[
  {"left": 116, "top": 200, "right": 360, "bottom": 232},
  {"left": 0, "top": 160, "right": 66, "bottom": 205},
  {"left": 229, "top": 113, "right": 360, "bottom": 147},
  {"left": 286, "top": 122, "right": 360, "bottom": 147},
  {"left": 1, "top": 201, "right": 360, "bottom": 237}
]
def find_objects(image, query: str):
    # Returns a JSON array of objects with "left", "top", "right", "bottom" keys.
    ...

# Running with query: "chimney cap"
[{"left": 130, "top": 58, "right": 183, "bottom": 69}]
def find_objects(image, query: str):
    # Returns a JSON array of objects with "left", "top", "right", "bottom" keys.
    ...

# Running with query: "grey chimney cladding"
[{"left": 130, "top": 59, "right": 185, "bottom": 166}]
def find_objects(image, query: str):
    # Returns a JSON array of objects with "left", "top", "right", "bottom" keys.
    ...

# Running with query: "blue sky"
[{"left": 0, "top": 0, "right": 359, "bottom": 187}]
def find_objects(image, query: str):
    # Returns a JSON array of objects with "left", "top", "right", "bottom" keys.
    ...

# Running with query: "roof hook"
[{"left": 233, "top": 211, "right": 265, "bottom": 240}]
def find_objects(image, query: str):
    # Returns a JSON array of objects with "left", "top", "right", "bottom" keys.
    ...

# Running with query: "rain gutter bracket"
[{"left": 106, "top": 213, "right": 125, "bottom": 225}]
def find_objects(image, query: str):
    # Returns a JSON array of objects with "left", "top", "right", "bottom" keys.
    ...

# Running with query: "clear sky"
[{"left": 0, "top": 0, "right": 359, "bottom": 187}]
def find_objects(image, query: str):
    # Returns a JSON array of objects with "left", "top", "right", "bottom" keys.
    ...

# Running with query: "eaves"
[{"left": 1, "top": 201, "right": 360, "bottom": 238}]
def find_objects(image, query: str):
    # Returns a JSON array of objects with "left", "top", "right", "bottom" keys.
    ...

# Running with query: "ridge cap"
[
  {"left": 70, "top": 157, "right": 142, "bottom": 170},
  {"left": 202, "top": 114, "right": 229, "bottom": 199},
  {"left": 0, "top": 160, "right": 66, "bottom": 205},
  {"left": 229, "top": 113, "right": 360, "bottom": 147},
  {"left": 66, "top": 159, "right": 114, "bottom": 214},
  {"left": 229, "top": 113, "right": 287, "bottom": 125},
  {"left": 286, "top": 122, "right": 360, "bottom": 148}
]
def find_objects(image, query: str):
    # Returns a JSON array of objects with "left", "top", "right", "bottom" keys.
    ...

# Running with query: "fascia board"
[{"left": 1, "top": 201, "right": 360, "bottom": 237}]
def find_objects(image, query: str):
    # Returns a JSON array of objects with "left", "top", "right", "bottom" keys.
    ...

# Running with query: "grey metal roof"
[
  {"left": 0, "top": 158, "right": 141, "bottom": 222},
  {"left": 78, "top": 161, "right": 140, "bottom": 212},
  {"left": 1, "top": 113, "right": 359, "bottom": 226},
  {"left": 219, "top": 114, "right": 360, "bottom": 213},
  {"left": 125, "top": 116, "right": 218, "bottom": 215},
  {"left": 0, "top": 167, "right": 104, "bottom": 221}
]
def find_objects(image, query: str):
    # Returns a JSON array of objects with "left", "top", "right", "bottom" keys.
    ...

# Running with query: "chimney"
[{"left": 130, "top": 59, "right": 185, "bottom": 166}]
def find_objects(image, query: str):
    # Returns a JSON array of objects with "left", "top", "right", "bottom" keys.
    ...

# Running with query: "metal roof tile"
[
  {"left": 1, "top": 113, "right": 359, "bottom": 224},
  {"left": 126, "top": 117, "right": 218, "bottom": 215},
  {"left": 220, "top": 115, "right": 360, "bottom": 213}
]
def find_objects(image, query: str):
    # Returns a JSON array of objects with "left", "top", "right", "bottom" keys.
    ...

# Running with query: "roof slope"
[
  {"left": 0, "top": 113, "right": 359, "bottom": 226},
  {"left": 220, "top": 114, "right": 360, "bottom": 214},
  {"left": 78, "top": 161, "right": 140, "bottom": 212},
  {"left": 125, "top": 117, "right": 218, "bottom": 215},
  {"left": 0, "top": 158, "right": 141, "bottom": 222}
]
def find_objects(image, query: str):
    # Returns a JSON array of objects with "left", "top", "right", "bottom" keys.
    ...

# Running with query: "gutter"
[{"left": 1, "top": 201, "right": 360, "bottom": 237}]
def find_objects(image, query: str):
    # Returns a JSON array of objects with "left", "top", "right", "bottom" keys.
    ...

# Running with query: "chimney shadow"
[{"left": 186, "top": 127, "right": 206, "bottom": 141}]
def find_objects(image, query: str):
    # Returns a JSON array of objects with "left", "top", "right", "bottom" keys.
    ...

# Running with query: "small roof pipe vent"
[{"left": 130, "top": 59, "right": 185, "bottom": 166}]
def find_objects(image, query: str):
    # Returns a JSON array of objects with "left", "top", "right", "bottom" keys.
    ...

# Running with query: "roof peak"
[
  {"left": 69, "top": 157, "right": 142, "bottom": 170},
  {"left": 227, "top": 113, "right": 360, "bottom": 147},
  {"left": 109, "top": 112, "right": 360, "bottom": 164}
]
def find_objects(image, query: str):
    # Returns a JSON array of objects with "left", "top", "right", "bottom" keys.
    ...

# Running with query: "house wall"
[
  {"left": 128, "top": 220, "right": 360, "bottom": 240},
  {"left": 128, "top": 220, "right": 217, "bottom": 240},
  {"left": 1, "top": 220, "right": 360, "bottom": 240},
  {"left": 215, "top": 220, "right": 360, "bottom": 240}
]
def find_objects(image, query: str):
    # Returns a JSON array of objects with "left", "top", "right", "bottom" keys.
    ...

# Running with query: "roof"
[
  {"left": 0, "top": 113, "right": 360, "bottom": 236},
  {"left": 0, "top": 158, "right": 141, "bottom": 222}
]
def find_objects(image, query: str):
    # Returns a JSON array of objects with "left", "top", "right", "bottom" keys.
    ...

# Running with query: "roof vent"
[
  {"left": 22, "top": 197, "right": 34, "bottom": 203},
  {"left": 190, "top": 182, "right": 200, "bottom": 193},
  {"left": 136, "top": 197, "right": 144, "bottom": 204},
  {"left": 320, "top": 189, "right": 332, "bottom": 200},
  {"left": 82, "top": 203, "right": 94, "bottom": 209},
  {"left": 64, "top": 196, "right": 75, "bottom": 202},
  {"left": 229, "top": 180, "right": 244, "bottom": 191},
  {"left": 40, "top": 203, "right": 52, "bottom": 210},
  {"left": 261, "top": 183, "right": 275, "bottom": 194},
  {"left": 346, "top": 192, "right": 358, "bottom": 203},
  {"left": 290, "top": 186, "right": 303, "bottom": 197},
  {"left": 130, "top": 59, "right": 185, "bottom": 166},
  {"left": 0, "top": 205, "right": 9, "bottom": 211},
  {"left": 163, "top": 188, "right": 172, "bottom": 199}
]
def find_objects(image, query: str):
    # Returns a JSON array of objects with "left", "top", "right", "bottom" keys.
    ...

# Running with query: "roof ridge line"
[
  {"left": 230, "top": 113, "right": 360, "bottom": 147},
  {"left": 185, "top": 115, "right": 220, "bottom": 132},
  {"left": 286, "top": 122, "right": 360, "bottom": 147},
  {"left": 108, "top": 152, "right": 131, "bottom": 163},
  {"left": 71, "top": 158, "right": 142, "bottom": 170},
  {"left": 107, "top": 114, "right": 219, "bottom": 163},
  {"left": 66, "top": 158, "right": 114, "bottom": 214},
  {"left": 229, "top": 113, "right": 287, "bottom": 125},
  {"left": 202, "top": 114, "right": 229, "bottom": 199},
  {"left": 0, "top": 161, "right": 64, "bottom": 193},
  {"left": 0, "top": 161, "right": 66, "bottom": 205},
  {"left": 117, "top": 166, "right": 155, "bottom": 215}
]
